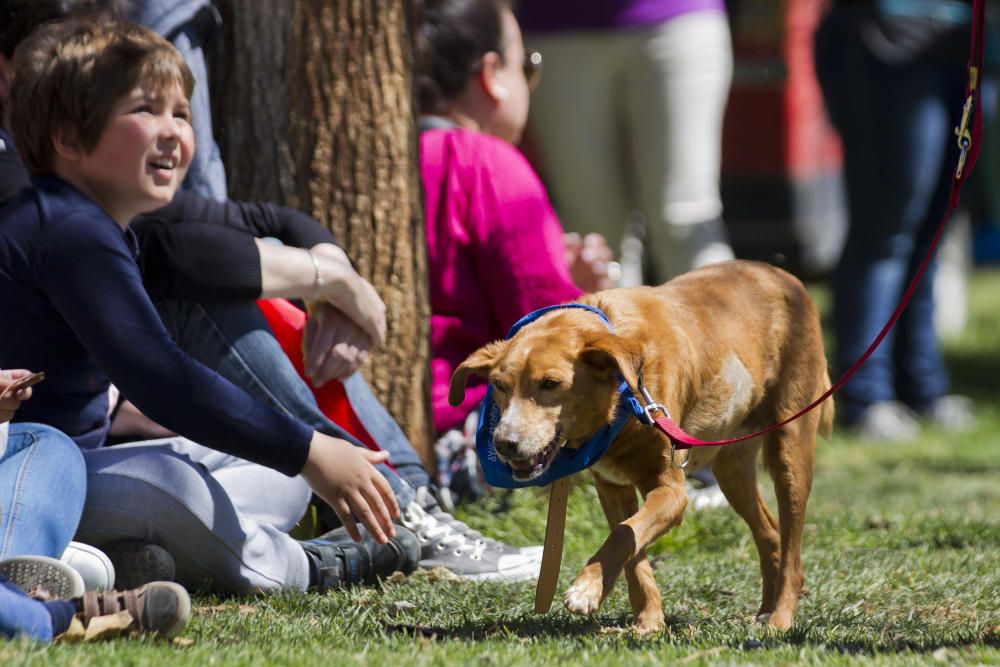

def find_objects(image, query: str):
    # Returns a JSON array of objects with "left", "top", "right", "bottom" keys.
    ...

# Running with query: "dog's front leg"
[{"left": 565, "top": 474, "right": 685, "bottom": 633}]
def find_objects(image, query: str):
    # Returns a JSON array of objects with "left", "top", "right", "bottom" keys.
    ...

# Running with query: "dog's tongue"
[{"left": 509, "top": 452, "right": 542, "bottom": 471}]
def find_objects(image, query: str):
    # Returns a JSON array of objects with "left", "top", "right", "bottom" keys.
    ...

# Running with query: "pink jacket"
[{"left": 422, "top": 128, "right": 582, "bottom": 433}]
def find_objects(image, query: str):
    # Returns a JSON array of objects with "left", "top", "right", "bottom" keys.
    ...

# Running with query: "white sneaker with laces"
[
  {"left": 400, "top": 502, "right": 541, "bottom": 582},
  {"left": 415, "top": 486, "right": 543, "bottom": 556},
  {"left": 60, "top": 541, "right": 115, "bottom": 591}
]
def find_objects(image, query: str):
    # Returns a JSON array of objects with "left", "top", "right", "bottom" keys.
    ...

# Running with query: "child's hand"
[
  {"left": 300, "top": 433, "right": 399, "bottom": 543},
  {"left": 309, "top": 244, "right": 387, "bottom": 349},
  {"left": 302, "top": 302, "right": 373, "bottom": 386},
  {"left": 565, "top": 232, "right": 616, "bottom": 292},
  {"left": 0, "top": 369, "right": 40, "bottom": 423}
]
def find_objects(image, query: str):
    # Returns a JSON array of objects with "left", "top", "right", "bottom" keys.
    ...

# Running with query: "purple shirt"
[
  {"left": 519, "top": 0, "right": 725, "bottom": 32},
  {"left": 421, "top": 128, "right": 582, "bottom": 433}
]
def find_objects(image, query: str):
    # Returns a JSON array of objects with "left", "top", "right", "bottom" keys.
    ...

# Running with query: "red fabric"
[{"left": 255, "top": 298, "right": 386, "bottom": 458}]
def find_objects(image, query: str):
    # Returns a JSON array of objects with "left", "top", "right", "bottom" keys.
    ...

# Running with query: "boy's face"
[{"left": 70, "top": 81, "right": 194, "bottom": 224}]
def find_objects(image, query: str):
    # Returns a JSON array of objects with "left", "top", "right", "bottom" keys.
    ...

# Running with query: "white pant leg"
[
  {"left": 526, "top": 31, "right": 633, "bottom": 251},
  {"left": 625, "top": 11, "right": 735, "bottom": 277},
  {"left": 77, "top": 438, "right": 312, "bottom": 593}
]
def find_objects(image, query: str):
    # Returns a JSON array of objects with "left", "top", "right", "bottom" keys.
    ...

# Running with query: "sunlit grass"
[{"left": 5, "top": 269, "right": 1000, "bottom": 665}]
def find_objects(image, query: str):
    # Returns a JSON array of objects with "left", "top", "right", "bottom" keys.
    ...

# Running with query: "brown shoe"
[{"left": 75, "top": 581, "right": 191, "bottom": 639}]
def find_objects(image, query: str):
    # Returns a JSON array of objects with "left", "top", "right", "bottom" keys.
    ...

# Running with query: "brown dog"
[{"left": 449, "top": 260, "right": 833, "bottom": 633}]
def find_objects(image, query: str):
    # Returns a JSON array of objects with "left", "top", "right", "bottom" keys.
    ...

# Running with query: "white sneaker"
[
  {"left": 60, "top": 541, "right": 115, "bottom": 591},
  {"left": 400, "top": 502, "right": 541, "bottom": 582},
  {"left": 0, "top": 554, "right": 85, "bottom": 599},
  {"left": 415, "top": 487, "right": 543, "bottom": 557}
]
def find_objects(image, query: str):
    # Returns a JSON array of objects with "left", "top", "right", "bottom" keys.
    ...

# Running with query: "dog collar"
[{"left": 476, "top": 304, "right": 648, "bottom": 489}]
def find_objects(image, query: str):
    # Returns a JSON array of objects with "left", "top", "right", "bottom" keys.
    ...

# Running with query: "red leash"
[{"left": 645, "top": 0, "right": 986, "bottom": 452}]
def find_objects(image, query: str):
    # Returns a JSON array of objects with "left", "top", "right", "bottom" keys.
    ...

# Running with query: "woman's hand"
[
  {"left": 0, "top": 369, "right": 37, "bottom": 423},
  {"left": 309, "top": 244, "right": 387, "bottom": 349},
  {"left": 565, "top": 232, "right": 615, "bottom": 292},
  {"left": 299, "top": 433, "right": 399, "bottom": 543},
  {"left": 302, "top": 302, "right": 373, "bottom": 386}
]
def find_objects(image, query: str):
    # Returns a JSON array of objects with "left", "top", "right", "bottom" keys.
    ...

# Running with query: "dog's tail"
[{"left": 817, "top": 369, "right": 835, "bottom": 442}]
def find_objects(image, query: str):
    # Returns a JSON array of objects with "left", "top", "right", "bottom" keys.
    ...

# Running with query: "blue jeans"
[
  {"left": 814, "top": 9, "right": 967, "bottom": 422},
  {"left": 0, "top": 575, "right": 71, "bottom": 643},
  {"left": 156, "top": 300, "right": 426, "bottom": 508},
  {"left": 0, "top": 423, "right": 85, "bottom": 559}
]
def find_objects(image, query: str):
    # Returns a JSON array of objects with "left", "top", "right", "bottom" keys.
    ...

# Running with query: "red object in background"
[
  {"left": 722, "top": 0, "right": 846, "bottom": 277},
  {"left": 256, "top": 298, "right": 391, "bottom": 465}
]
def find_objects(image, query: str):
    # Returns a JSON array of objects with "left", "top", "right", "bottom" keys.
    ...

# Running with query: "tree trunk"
[{"left": 209, "top": 0, "right": 434, "bottom": 467}]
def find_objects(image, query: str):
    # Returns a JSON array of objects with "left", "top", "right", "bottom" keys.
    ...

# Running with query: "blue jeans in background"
[
  {"left": 814, "top": 8, "right": 967, "bottom": 422},
  {"left": 0, "top": 423, "right": 85, "bottom": 560}
]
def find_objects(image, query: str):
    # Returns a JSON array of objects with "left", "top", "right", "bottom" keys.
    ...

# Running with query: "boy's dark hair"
[
  {"left": 10, "top": 19, "right": 194, "bottom": 176},
  {"left": 0, "top": 0, "right": 125, "bottom": 58},
  {"left": 416, "top": 0, "right": 507, "bottom": 115}
]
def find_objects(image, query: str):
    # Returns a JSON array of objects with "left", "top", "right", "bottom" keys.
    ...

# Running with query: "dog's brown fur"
[{"left": 450, "top": 260, "right": 833, "bottom": 633}]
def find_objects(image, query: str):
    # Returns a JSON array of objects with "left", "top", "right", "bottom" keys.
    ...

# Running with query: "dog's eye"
[
  {"left": 491, "top": 380, "right": 508, "bottom": 394},
  {"left": 540, "top": 378, "right": 562, "bottom": 391}
]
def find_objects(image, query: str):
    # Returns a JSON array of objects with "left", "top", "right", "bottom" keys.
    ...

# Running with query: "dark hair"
[
  {"left": 0, "top": 0, "right": 126, "bottom": 58},
  {"left": 11, "top": 19, "right": 193, "bottom": 175},
  {"left": 416, "top": 0, "right": 507, "bottom": 114}
]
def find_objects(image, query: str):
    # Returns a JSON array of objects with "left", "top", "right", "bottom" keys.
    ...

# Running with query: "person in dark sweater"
[
  {"left": 0, "top": 0, "right": 542, "bottom": 583},
  {"left": 0, "top": 18, "right": 424, "bottom": 593}
]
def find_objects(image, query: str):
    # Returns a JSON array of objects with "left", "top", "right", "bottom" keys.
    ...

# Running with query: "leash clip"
[
  {"left": 955, "top": 94, "right": 974, "bottom": 179},
  {"left": 634, "top": 372, "right": 667, "bottom": 426},
  {"left": 634, "top": 374, "right": 689, "bottom": 469}
]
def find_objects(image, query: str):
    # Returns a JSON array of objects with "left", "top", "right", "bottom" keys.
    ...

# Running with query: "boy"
[{"left": 0, "top": 19, "right": 418, "bottom": 593}]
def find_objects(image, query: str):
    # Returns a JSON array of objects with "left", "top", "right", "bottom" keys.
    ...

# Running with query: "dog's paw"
[
  {"left": 632, "top": 609, "right": 665, "bottom": 636},
  {"left": 755, "top": 611, "right": 792, "bottom": 631},
  {"left": 564, "top": 579, "right": 602, "bottom": 616}
]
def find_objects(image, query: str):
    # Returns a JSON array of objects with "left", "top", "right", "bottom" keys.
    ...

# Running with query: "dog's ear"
[
  {"left": 449, "top": 339, "right": 508, "bottom": 406},
  {"left": 579, "top": 333, "right": 644, "bottom": 394}
]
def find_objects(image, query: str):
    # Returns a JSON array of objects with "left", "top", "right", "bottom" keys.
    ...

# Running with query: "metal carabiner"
[{"left": 955, "top": 94, "right": 974, "bottom": 179}]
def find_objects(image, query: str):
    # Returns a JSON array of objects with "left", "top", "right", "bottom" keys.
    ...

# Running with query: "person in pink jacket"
[{"left": 416, "top": 0, "right": 614, "bottom": 505}]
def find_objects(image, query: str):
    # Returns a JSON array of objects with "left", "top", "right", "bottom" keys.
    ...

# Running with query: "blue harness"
[{"left": 475, "top": 304, "right": 650, "bottom": 489}]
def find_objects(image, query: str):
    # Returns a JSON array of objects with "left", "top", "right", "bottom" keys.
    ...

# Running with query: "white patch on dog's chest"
[{"left": 717, "top": 353, "right": 754, "bottom": 421}]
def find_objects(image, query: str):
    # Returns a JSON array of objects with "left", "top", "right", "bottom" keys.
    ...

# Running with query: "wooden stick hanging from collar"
[{"left": 534, "top": 476, "right": 571, "bottom": 613}]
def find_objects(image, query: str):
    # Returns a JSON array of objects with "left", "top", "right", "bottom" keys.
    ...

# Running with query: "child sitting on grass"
[{"left": 0, "top": 19, "right": 419, "bottom": 594}]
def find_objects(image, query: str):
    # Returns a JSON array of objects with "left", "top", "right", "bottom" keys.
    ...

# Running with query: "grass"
[{"left": 4, "top": 269, "right": 1000, "bottom": 665}]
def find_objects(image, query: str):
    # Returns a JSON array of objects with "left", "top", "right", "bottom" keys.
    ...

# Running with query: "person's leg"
[
  {"left": 893, "top": 52, "right": 969, "bottom": 414},
  {"left": 76, "top": 438, "right": 313, "bottom": 593},
  {"left": 0, "top": 575, "right": 60, "bottom": 642},
  {"left": 815, "top": 9, "right": 933, "bottom": 427},
  {"left": 0, "top": 423, "right": 85, "bottom": 560},
  {"left": 341, "top": 373, "right": 429, "bottom": 489},
  {"left": 156, "top": 299, "right": 415, "bottom": 507},
  {"left": 625, "top": 11, "right": 734, "bottom": 282},
  {"left": 525, "top": 30, "right": 632, "bottom": 251}
]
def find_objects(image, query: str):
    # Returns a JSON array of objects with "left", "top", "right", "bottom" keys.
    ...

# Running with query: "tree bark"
[{"left": 209, "top": 0, "right": 434, "bottom": 467}]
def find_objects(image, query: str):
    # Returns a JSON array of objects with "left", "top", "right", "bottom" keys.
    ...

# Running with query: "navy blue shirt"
[{"left": 0, "top": 175, "right": 312, "bottom": 475}]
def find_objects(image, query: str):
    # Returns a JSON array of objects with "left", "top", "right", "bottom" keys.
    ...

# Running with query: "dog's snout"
[{"left": 493, "top": 437, "right": 518, "bottom": 459}]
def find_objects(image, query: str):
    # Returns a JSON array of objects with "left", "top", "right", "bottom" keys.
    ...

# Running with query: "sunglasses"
[{"left": 524, "top": 50, "right": 543, "bottom": 91}]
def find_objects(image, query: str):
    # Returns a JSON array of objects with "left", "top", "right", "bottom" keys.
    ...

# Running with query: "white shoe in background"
[{"left": 60, "top": 541, "right": 115, "bottom": 591}]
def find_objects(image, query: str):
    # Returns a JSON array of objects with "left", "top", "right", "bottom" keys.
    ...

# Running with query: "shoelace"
[
  {"left": 414, "top": 487, "right": 507, "bottom": 552},
  {"left": 429, "top": 509, "right": 510, "bottom": 552},
  {"left": 406, "top": 506, "right": 486, "bottom": 559}
]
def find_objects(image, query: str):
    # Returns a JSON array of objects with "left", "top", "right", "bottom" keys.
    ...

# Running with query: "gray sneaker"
[
  {"left": 399, "top": 502, "right": 541, "bottom": 582},
  {"left": 414, "top": 487, "right": 543, "bottom": 557}
]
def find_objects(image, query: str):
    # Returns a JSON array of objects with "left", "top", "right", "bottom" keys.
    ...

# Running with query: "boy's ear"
[{"left": 52, "top": 128, "right": 84, "bottom": 162}]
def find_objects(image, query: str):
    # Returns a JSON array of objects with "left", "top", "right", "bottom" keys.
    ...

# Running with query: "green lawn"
[{"left": 4, "top": 269, "right": 1000, "bottom": 666}]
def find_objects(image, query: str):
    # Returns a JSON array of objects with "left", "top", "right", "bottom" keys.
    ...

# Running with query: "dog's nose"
[{"left": 494, "top": 438, "right": 518, "bottom": 459}]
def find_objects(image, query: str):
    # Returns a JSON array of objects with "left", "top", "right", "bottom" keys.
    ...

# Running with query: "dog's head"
[{"left": 449, "top": 312, "right": 643, "bottom": 482}]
